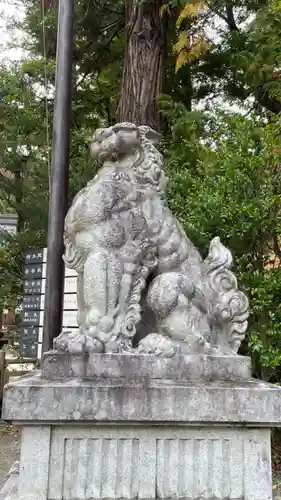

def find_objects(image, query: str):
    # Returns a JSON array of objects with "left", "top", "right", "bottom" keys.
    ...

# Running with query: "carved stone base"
[{"left": 2, "top": 358, "right": 281, "bottom": 500}]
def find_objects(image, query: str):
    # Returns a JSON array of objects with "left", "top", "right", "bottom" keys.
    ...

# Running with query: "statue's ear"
[{"left": 139, "top": 126, "right": 162, "bottom": 145}]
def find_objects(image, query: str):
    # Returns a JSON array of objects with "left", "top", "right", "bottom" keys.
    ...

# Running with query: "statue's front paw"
[
  {"left": 137, "top": 334, "right": 177, "bottom": 358},
  {"left": 53, "top": 330, "right": 104, "bottom": 354}
]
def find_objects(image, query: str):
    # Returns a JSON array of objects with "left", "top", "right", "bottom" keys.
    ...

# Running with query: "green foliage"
[
  {"left": 167, "top": 0, "right": 281, "bottom": 114},
  {"left": 23, "top": 0, "right": 124, "bottom": 125},
  {"left": 0, "top": 63, "right": 50, "bottom": 310},
  {"left": 159, "top": 96, "right": 281, "bottom": 379}
]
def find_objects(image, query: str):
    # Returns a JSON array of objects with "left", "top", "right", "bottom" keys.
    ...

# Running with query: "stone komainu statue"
[{"left": 54, "top": 123, "right": 249, "bottom": 357}]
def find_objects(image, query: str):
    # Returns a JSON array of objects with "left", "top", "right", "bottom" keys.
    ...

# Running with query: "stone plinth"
[
  {"left": 2, "top": 353, "right": 281, "bottom": 500},
  {"left": 42, "top": 351, "right": 252, "bottom": 381}
]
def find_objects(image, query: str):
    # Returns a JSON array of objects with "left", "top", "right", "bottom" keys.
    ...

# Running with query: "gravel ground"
[
  {"left": 273, "top": 473, "right": 281, "bottom": 500},
  {"left": 0, "top": 424, "right": 281, "bottom": 498},
  {"left": 0, "top": 425, "right": 20, "bottom": 485}
]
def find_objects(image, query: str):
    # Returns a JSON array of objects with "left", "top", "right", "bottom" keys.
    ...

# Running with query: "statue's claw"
[{"left": 53, "top": 330, "right": 105, "bottom": 354}]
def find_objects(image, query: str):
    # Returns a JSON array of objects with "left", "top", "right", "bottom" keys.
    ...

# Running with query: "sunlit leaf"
[
  {"left": 177, "top": 1, "right": 205, "bottom": 26},
  {"left": 175, "top": 50, "right": 189, "bottom": 72},
  {"left": 173, "top": 30, "right": 189, "bottom": 54}
]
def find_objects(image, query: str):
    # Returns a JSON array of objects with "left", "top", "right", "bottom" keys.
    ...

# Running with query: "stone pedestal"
[{"left": 2, "top": 353, "right": 281, "bottom": 500}]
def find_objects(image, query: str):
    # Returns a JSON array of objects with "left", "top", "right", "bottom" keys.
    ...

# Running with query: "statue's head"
[
  {"left": 90, "top": 123, "right": 162, "bottom": 162},
  {"left": 90, "top": 122, "right": 167, "bottom": 193},
  {"left": 90, "top": 123, "right": 141, "bottom": 162}
]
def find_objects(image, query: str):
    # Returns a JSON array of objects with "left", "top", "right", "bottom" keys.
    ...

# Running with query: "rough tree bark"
[{"left": 116, "top": 0, "right": 167, "bottom": 132}]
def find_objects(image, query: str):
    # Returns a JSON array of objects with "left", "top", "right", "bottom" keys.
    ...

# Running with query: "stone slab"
[
  {"left": 2, "top": 372, "right": 281, "bottom": 425},
  {"left": 42, "top": 351, "right": 252, "bottom": 381}
]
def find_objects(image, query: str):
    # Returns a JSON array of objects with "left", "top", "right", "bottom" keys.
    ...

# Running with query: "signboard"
[
  {"left": 20, "top": 248, "right": 78, "bottom": 359},
  {"left": 0, "top": 213, "right": 18, "bottom": 234},
  {"left": 23, "top": 276, "right": 77, "bottom": 295}
]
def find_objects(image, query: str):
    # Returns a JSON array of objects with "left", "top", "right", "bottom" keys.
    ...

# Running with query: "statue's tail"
[{"left": 204, "top": 237, "right": 249, "bottom": 354}]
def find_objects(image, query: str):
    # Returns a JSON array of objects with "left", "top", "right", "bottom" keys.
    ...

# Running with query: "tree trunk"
[{"left": 117, "top": 0, "right": 167, "bottom": 132}]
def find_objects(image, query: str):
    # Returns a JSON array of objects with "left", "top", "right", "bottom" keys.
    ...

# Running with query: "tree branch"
[
  {"left": 206, "top": 1, "right": 239, "bottom": 31},
  {"left": 225, "top": 3, "right": 238, "bottom": 31},
  {"left": 256, "top": 88, "right": 281, "bottom": 115}
]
